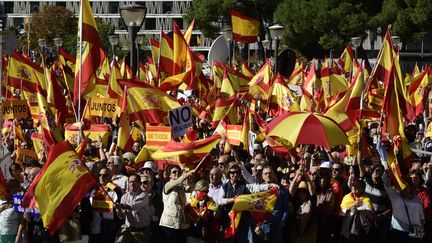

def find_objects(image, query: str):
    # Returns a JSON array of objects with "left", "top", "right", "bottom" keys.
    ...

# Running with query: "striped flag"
[
  {"left": 21, "top": 141, "right": 97, "bottom": 235},
  {"left": 231, "top": 9, "right": 260, "bottom": 43},
  {"left": 74, "top": 0, "right": 106, "bottom": 103}
]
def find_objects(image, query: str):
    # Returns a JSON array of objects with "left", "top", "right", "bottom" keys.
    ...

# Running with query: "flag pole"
[
  {"left": 357, "top": 60, "right": 365, "bottom": 161},
  {"left": 77, "top": 0, "right": 84, "bottom": 122}
]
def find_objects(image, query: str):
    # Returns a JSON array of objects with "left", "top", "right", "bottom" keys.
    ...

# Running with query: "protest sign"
[
  {"left": 146, "top": 126, "right": 172, "bottom": 147},
  {"left": 227, "top": 125, "right": 242, "bottom": 146},
  {"left": 169, "top": 105, "right": 193, "bottom": 138},
  {"left": 88, "top": 97, "right": 118, "bottom": 118},
  {"left": 2, "top": 99, "right": 29, "bottom": 120}
]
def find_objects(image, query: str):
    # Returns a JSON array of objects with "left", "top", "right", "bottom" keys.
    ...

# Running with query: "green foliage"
[
  {"left": 275, "top": 0, "right": 373, "bottom": 58},
  {"left": 20, "top": 5, "right": 77, "bottom": 53},
  {"left": 371, "top": 0, "right": 432, "bottom": 43}
]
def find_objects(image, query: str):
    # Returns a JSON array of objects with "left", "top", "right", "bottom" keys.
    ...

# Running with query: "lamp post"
[
  {"left": 53, "top": 37, "right": 62, "bottom": 62},
  {"left": 269, "top": 23, "right": 284, "bottom": 74},
  {"left": 391, "top": 35, "right": 401, "bottom": 51},
  {"left": 221, "top": 26, "right": 233, "bottom": 66},
  {"left": 237, "top": 42, "right": 245, "bottom": 70},
  {"left": 261, "top": 39, "right": 270, "bottom": 63},
  {"left": 136, "top": 34, "right": 145, "bottom": 79},
  {"left": 108, "top": 34, "right": 119, "bottom": 60},
  {"left": 120, "top": 3, "right": 146, "bottom": 78},
  {"left": 38, "top": 38, "right": 46, "bottom": 63},
  {"left": 351, "top": 36, "right": 361, "bottom": 60}
]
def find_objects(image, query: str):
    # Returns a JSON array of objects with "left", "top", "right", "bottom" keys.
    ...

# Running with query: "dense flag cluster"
[{"left": 1, "top": 1, "right": 430, "bottom": 236}]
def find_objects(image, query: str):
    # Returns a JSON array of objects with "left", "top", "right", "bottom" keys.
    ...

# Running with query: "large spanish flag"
[
  {"left": 74, "top": 0, "right": 106, "bottom": 103},
  {"left": 408, "top": 66, "right": 429, "bottom": 116},
  {"left": 21, "top": 141, "right": 97, "bottom": 235},
  {"left": 173, "top": 21, "right": 188, "bottom": 74},
  {"left": 268, "top": 74, "right": 300, "bottom": 116},
  {"left": 248, "top": 61, "right": 274, "bottom": 100},
  {"left": 121, "top": 81, "right": 181, "bottom": 125},
  {"left": 7, "top": 51, "right": 44, "bottom": 99},
  {"left": 231, "top": 9, "right": 260, "bottom": 43}
]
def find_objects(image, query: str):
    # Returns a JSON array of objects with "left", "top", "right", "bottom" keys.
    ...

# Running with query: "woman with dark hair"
[{"left": 159, "top": 165, "right": 195, "bottom": 243}]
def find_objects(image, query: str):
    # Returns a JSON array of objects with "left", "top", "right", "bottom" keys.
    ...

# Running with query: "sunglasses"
[
  {"left": 141, "top": 181, "right": 149, "bottom": 185},
  {"left": 171, "top": 170, "right": 180, "bottom": 175},
  {"left": 256, "top": 169, "right": 263, "bottom": 173},
  {"left": 229, "top": 171, "right": 240, "bottom": 175},
  {"left": 333, "top": 168, "right": 341, "bottom": 171}
]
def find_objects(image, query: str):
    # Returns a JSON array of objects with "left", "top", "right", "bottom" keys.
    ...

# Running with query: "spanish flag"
[
  {"left": 151, "top": 135, "right": 221, "bottom": 166},
  {"left": 7, "top": 51, "right": 44, "bottom": 97},
  {"left": 241, "top": 61, "right": 255, "bottom": 78},
  {"left": 121, "top": 81, "right": 180, "bottom": 125},
  {"left": 220, "top": 70, "right": 236, "bottom": 98},
  {"left": 248, "top": 61, "right": 274, "bottom": 100},
  {"left": 225, "top": 189, "right": 278, "bottom": 238},
  {"left": 173, "top": 21, "right": 188, "bottom": 74},
  {"left": 231, "top": 9, "right": 260, "bottom": 43},
  {"left": 160, "top": 31, "right": 176, "bottom": 75},
  {"left": 74, "top": 0, "right": 106, "bottom": 103},
  {"left": 184, "top": 18, "right": 195, "bottom": 44},
  {"left": 212, "top": 61, "right": 250, "bottom": 92},
  {"left": 64, "top": 123, "right": 111, "bottom": 147},
  {"left": 21, "top": 141, "right": 97, "bottom": 235},
  {"left": 107, "top": 59, "right": 124, "bottom": 100},
  {"left": 320, "top": 66, "right": 349, "bottom": 103},
  {"left": 117, "top": 88, "right": 134, "bottom": 152},
  {"left": 408, "top": 66, "right": 429, "bottom": 116},
  {"left": 337, "top": 44, "right": 354, "bottom": 74},
  {"left": 212, "top": 96, "right": 240, "bottom": 128},
  {"left": 268, "top": 73, "right": 300, "bottom": 116}
]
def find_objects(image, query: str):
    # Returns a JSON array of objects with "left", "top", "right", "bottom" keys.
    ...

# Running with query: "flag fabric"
[
  {"left": 220, "top": 70, "right": 236, "bottom": 98},
  {"left": 7, "top": 51, "right": 44, "bottom": 99},
  {"left": 212, "top": 61, "right": 250, "bottom": 93},
  {"left": 36, "top": 78, "right": 63, "bottom": 151},
  {"left": 117, "top": 88, "right": 135, "bottom": 152},
  {"left": 408, "top": 66, "right": 430, "bottom": 116},
  {"left": 121, "top": 81, "right": 181, "bottom": 125},
  {"left": 338, "top": 44, "right": 354, "bottom": 74},
  {"left": 212, "top": 96, "right": 240, "bottom": 127},
  {"left": 248, "top": 61, "right": 274, "bottom": 100},
  {"left": 107, "top": 59, "right": 124, "bottom": 100},
  {"left": 231, "top": 9, "right": 260, "bottom": 43},
  {"left": 74, "top": 0, "right": 106, "bottom": 103},
  {"left": 320, "top": 66, "right": 349, "bottom": 103},
  {"left": 184, "top": 18, "right": 195, "bottom": 44},
  {"left": 64, "top": 123, "right": 111, "bottom": 147},
  {"left": 241, "top": 61, "right": 255, "bottom": 78},
  {"left": 268, "top": 74, "right": 300, "bottom": 116},
  {"left": 225, "top": 189, "right": 278, "bottom": 238},
  {"left": 151, "top": 135, "right": 221, "bottom": 166},
  {"left": 159, "top": 31, "right": 176, "bottom": 74},
  {"left": 21, "top": 140, "right": 97, "bottom": 235},
  {"left": 173, "top": 22, "right": 188, "bottom": 74}
]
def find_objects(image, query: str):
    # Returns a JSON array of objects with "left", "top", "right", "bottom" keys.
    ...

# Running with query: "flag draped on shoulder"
[
  {"left": 74, "top": 0, "right": 106, "bottom": 104},
  {"left": 231, "top": 9, "right": 260, "bottom": 43},
  {"left": 21, "top": 141, "right": 97, "bottom": 235}
]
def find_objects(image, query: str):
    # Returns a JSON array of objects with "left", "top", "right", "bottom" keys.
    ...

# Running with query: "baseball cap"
[{"left": 319, "top": 161, "right": 333, "bottom": 169}]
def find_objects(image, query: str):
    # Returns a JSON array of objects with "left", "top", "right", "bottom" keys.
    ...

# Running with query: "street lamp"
[
  {"left": 136, "top": 34, "right": 145, "bottom": 79},
  {"left": 237, "top": 42, "right": 245, "bottom": 70},
  {"left": 261, "top": 39, "right": 270, "bottom": 62},
  {"left": 351, "top": 36, "right": 361, "bottom": 60},
  {"left": 269, "top": 23, "right": 284, "bottom": 74},
  {"left": 391, "top": 35, "right": 401, "bottom": 50},
  {"left": 108, "top": 34, "right": 119, "bottom": 60},
  {"left": 53, "top": 37, "right": 62, "bottom": 61},
  {"left": 38, "top": 38, "right": 46, "bottom": 63},
  {"left": 221, "top": 26, "right": 233, "bottom": 66},
  {"left": 120, "top": 3, "right": 146, "bottom": 77}
]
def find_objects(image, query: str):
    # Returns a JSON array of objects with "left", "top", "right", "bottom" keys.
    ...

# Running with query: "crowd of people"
[{"left": 0, "top": 115, "right": 431, "bottom": 243}]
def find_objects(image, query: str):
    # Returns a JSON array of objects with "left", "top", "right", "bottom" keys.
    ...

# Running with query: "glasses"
[
  {"left": 256, "top": 169, "right": 263, "bottom": 173},
  {"left": 141, "top": 181, "right": 149, "bottom": 185},
  {"left": 217, "top": 163, "right": 225, "bottom": 167},
  {"left": 129, "top": 180, "right": 140, "bottom": 184},
  {"left": 171, "top": 170, "right": 180, "bottom": 175},
  {"left": 229, "top": 171, "right": 240, "bottom": 175},
  {"left": 333, "top": 168, "right": 341, "bottom": 171}
]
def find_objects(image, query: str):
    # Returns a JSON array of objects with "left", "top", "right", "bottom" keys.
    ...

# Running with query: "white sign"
[
  {"left": 248, "top": 131, "right": 256, "bottom": 156},
  {"left": 169, "top": 105, "right": 193, "bottom": 138}
]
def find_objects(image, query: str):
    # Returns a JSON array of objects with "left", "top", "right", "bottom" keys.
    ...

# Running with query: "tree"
[
  {"left": 370, "top": 0, "right": 432, "bottom": 43},
  {"left": 274, "top": 0, "right": 378, "bottom": 58},
  {"left": 185, "top": 0, "right": 279, "bottom": 39},
  {"left": 19, "top": 5, "right": 77, "bottom": 54}
]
